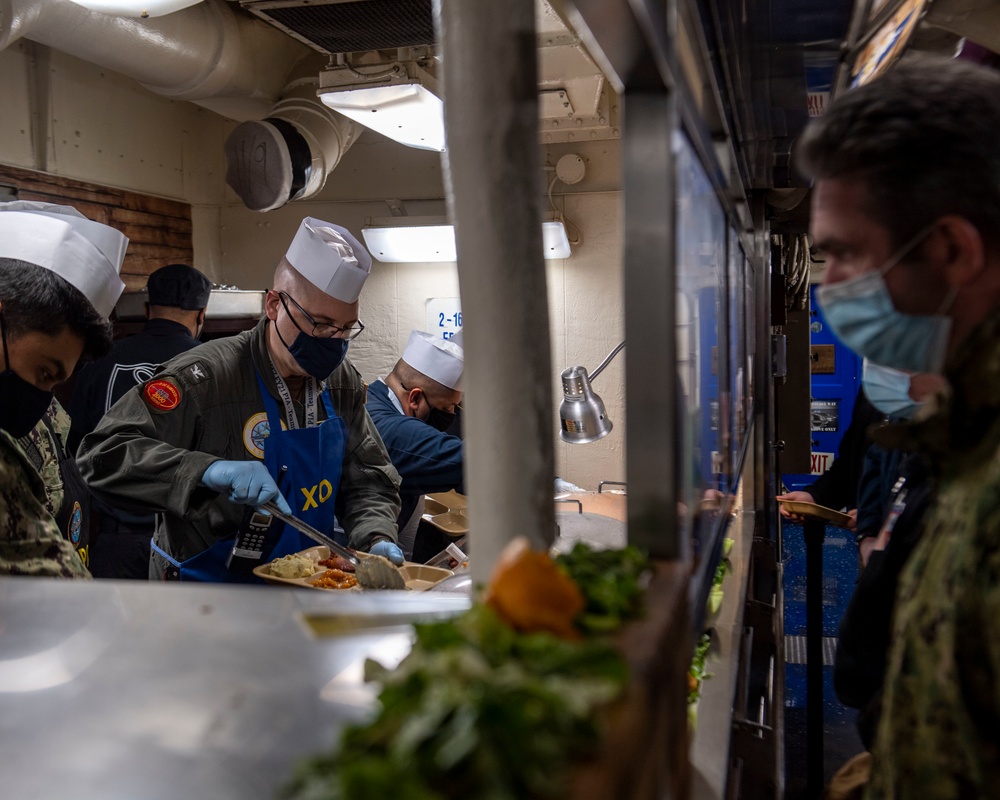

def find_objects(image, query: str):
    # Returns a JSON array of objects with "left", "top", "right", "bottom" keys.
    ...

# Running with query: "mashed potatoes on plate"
[{"left": 268, "top": 554, "right": 319, "bottom": 579}]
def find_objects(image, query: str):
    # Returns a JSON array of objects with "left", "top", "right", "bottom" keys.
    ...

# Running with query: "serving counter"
[{"left": 0, "top": 579, "right": 468, "bottom": 799}]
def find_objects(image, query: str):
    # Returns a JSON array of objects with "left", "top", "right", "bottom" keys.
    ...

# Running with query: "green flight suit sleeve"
[
  {"left": 333, "top": 369, "right": 402, "bottom": 551},
  {"left": 76, "top": 372, "right": 221, "bottom": 520}
]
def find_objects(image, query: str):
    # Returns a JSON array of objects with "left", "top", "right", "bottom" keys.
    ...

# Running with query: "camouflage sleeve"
[
  {"left": 0, "top": 434, "right": 90, "bottom": 579},
  {"left": 15, "top": 397, "right": 71, "bottom": 517},
  {"left": 333, "top": 366, "right": 402, "bottom": 550}
]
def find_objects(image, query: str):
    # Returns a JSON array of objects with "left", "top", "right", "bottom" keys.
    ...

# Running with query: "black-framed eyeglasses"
[{"left": 278, "top": 291, "right": 365, "bottom": 340}]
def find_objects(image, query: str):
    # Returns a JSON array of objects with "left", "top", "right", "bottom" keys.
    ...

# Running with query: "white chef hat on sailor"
[
  {"left": 402, "top": 330, "right": 464, "bottom": 390},
  {"left": 285, "top": 217, "right": 372, "bottom": 303},
  {"left": 0, "top": 201, "right": 127, "bottom": 318}
]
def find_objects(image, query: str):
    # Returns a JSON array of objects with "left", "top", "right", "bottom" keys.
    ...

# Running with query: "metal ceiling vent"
[{"left": 239, "top": 0, "right": 435, "bottom": 55}]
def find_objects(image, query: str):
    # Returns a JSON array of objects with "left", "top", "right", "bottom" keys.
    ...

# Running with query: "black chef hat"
[{"left": 147, "top": 264, "right": 213, "bottom": 310}]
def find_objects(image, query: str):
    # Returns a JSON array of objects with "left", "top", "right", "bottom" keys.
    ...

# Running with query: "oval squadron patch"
[
  {"left": 144, "top": 379, "right": 181, "bottom": 412},
  {"left": 68, "top": 501, "right": 83, "bottom": 545}
]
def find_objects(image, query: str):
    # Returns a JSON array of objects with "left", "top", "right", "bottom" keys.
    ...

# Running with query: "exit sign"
[{"left": 810, "top": 451, "right": 835, "bottom": 475}]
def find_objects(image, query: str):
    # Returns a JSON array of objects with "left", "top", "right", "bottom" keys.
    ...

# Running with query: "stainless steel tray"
[{"left": 115, "top": 289, "right": 266, "bottom": 320}]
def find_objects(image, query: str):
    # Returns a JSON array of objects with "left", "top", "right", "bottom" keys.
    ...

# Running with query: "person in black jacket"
[
  {"left": 834, "top": 452, "right": 933, "bottom": 748},
  {"left": 777, "top": 386, "right": 884, "bottom": 528},
  {"left": 68, "top": 263, "right": 211, "bottom": 579},
  {"left": 833, "top": 367, "right": 945, "bottom": 748}
]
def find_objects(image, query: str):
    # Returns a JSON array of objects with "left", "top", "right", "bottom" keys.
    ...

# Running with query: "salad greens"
[
  {"left": 687, "top": 632, "right": 713, "bottom": 705},
  {"left": 554, "top": 543, "right": 650, "bottom": 633},
  {"left": 284, "top": 545, "right": 650, "bottom": 800}
]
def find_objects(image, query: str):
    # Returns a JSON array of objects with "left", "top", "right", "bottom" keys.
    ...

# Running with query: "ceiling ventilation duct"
[
  {"left": 0, "top": 0, "right": 316, "bottom": 120},
  {"left": 0, "top": 0, "right": 362, "bottom": 211},
  {"left": 238, "top": 0, "right": 436, "bottom": 54},
  {"left": 241, "top": 0, "right": 619, "bottom": 150},
  {"left": 225, "top": 78, "right": 364, "bottom": 211}
]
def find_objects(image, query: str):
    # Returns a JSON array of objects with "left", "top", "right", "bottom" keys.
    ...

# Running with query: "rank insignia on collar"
[{"left": 188, "top": 363, "right": 208, "bottom": 383}]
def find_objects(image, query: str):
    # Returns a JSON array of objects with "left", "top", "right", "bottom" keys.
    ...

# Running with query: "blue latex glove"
[
  {"left": 554, "top": 476, "right": 586, "bottom": 494},
  {"left": 200, "top": 461, "right": 292, "bottom": 514},
  {"left": 369, "top": 540, "right": 405, "bottom": 566}
]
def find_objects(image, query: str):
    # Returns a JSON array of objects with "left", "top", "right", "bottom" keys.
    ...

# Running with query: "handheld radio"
[{"left": 226, "top": 466, "right": 288, "bottom": 575}]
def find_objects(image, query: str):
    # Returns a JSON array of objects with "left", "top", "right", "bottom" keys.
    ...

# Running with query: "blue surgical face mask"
[
  {"left": 816, "top": 226, "right": 958, "bottom": 374},
  {"left": 862, "top": 359, "right": 921, "bottom": 419}
]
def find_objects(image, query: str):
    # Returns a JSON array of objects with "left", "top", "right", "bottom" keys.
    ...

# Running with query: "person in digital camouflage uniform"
[
  {"left": 17, "top": 398, "right": 72, "bottom": 517},
  {"left": 0, "top": 201, "right": 126, "bottom": 578},
  {"left": 797, "top": 56, "right": 1000, "bottom": 798}
]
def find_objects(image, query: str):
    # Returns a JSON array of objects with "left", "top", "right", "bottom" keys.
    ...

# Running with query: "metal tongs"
[{"left": 261, "top": 502, "right": 405, "bottom": 590}]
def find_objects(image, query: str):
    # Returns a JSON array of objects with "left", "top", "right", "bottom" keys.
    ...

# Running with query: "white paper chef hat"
[
  {"left": 450, "top": 328, "right": 463, "bottom": 348},
  {"left": 402, "top": 330, "right": 464, "bottom": 390},
  {"left": 0, "top": 201, "right": 127, "bottom": 318},
  {"left": 285, "top": 217, "right": 372, "bottom": 303}
]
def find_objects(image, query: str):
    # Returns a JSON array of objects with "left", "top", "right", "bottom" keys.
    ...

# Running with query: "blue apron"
[{"left": 151, "top": 368, "right": 348, "bottom": 582}]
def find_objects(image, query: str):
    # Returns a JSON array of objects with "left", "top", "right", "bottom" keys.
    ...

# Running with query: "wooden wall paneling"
[{"left": 0, "top": 164, "right": 193, "bottom": 282}]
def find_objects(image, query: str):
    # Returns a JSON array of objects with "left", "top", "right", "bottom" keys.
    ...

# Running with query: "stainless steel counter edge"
[{"left": 0, "top": 578, "right": 470, "bottom": 799}]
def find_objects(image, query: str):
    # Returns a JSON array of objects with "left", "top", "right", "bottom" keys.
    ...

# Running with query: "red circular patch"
[{"left": 144, "top": 380, "right": 181, "bottom": 411}]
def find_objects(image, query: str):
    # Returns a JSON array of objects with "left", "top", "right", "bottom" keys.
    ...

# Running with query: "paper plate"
[
  {"left": 423, "top": 491, "right": 469, "bottom": 535},
  {"left": 777, "top": 499, "right": 853, "bottom": 528}
]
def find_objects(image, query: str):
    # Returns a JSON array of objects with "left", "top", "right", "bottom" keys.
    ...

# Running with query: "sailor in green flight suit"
[{"left": 79, "top": 217, "right": 403, "bottom": 581}]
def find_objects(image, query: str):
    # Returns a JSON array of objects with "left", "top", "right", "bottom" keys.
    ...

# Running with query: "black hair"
[
  {"left": 0, "top": 258, "right": 113, "bottom": 361},
  {"left": 796, "top": 55, "right": 1000, "bottom": 253}
]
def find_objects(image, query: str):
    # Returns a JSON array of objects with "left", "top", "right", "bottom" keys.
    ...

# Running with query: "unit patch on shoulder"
[
  {"left": 144, "top": 379, "right": 182, "bottom": 412},
  {"left": 68, "top": 501, "right": 83, "bottom": 545},
  {"left": 242, "top": 412, "right": 287, "bottom": 459},
  {"left": 187, "top": 362, "right": 209, "bottom": 384}
]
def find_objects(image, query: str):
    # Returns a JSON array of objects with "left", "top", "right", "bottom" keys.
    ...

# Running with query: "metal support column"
[
  {"left": 622, "top": 88, "right": 680, "bottom": 559},
  {"left": 804, "top": 517, "right": 825, "bottom": 797},
  {"left": 438, "top": 0, "right": 556, "bottom": 585}
]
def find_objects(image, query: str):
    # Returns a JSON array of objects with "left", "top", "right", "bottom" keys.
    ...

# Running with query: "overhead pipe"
[
  {"left": 0, "top": 0, "right": 362, "bottom": 208},
  {"left": 0, "top": 0, "right": 311, "bottom": 120}
]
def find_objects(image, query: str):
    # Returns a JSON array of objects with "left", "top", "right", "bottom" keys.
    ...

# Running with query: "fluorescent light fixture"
[
  {"left": 319, "top": 83, "right": 446, "bottom": 153},
  {"left": 542, "top": 220, "right": 572, "bottom": 258},
  {"left": 67, "top": 0, "right": 203, "bottom": 16},
  {"left": 362, "top": 216, "right": 573, "bottom": 263},
  {"left": 363, "top": 222, "right": 456, "bottom": 263}
]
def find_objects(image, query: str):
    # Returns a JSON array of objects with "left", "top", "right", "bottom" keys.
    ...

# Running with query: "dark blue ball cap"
[{"left": 147, "top": 264, "right": 213, "bottom": 310}]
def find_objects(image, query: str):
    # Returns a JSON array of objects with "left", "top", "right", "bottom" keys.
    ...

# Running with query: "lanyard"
[
  {"left": 268, "top": 357, "right": 320, "bottom": 430},
  {"left": 878, "top": 480, "right": 909, "bottom": 542}
]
